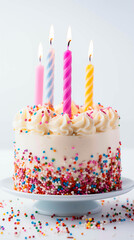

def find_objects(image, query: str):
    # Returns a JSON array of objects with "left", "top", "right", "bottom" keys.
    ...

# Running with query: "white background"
[
  {"left": 0, "top": 2, "right": 134, "bottom": 238},
  {"left": 0, "top": 0, "right": 134, "bottom": 149}
]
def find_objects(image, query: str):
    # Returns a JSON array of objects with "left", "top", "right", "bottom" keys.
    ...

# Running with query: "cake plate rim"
[
  {"left": 0, "top": 177, "right": 133, "bottom": 216},
  {"left": 0, "top": 176, "right": 133, "bottom": 201}
]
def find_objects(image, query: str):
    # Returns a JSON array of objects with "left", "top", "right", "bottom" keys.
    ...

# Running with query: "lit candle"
[
  {"left": 35, "top": 43, "right": 44, "bottom": 105},
  {"left": 46, "top": 25, "right": 55, "bottom": 105},
  {"left": 85, "top": 40, "right": 94, "bottom": 110},
  {"left": 63, "top": 26, "right": 72, "bottom": 117}
]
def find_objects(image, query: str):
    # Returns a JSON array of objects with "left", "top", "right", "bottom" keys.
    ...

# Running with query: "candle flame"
[
  {"left": 49, "top": 25, "right": 54, "bottom": 44},
  {"left": 67, "top": 26, "right": 72, "bottom": 46},
  {"left": 88, "top": 40, "right": 93, "bottom": 61},
  {"left": 38, "top": 42, "right": 43, "bottom": 61}
]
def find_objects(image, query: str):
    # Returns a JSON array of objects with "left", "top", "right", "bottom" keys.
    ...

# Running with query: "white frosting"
[
  {"left": 13, "top": 103, "right": 120, "bottom": 135},
  {"left": 15, "top": 129, "right": 120, "bottom": 170},
  {"left": 72, "top": 112, "right": 95, "bottom": 135},
  {"left": 93, "top": 103, "right": 104, "bottom": 111},
  {"left": 49, "top": 114, "right": 73, "bottom": 135},
  {"left": 13, "top": 108, "right": 27, "bottom": 130},
  {"left": 105, "top": 107, "right": 119, "bottom": 129},
  {"left": 55, "top": 101, "right": 79, "bottom": 115},
  {"left": 27, "top": 108, "right": 50, "bottom": 134},
  {"left": 55, "top": 103, "right": 63, "bottom": 114},
  {"left": 93, "top": 109, "right": 109, "bottom": 132}
]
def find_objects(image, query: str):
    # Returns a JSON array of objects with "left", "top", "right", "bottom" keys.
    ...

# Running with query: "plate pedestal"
[{"left": 33, "top": 200, "right": 101, "bottom": 216}]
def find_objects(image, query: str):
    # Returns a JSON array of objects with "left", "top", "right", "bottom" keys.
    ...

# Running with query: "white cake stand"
[{"left": 0, "top": 177, "right": 134, "bottom": 216}]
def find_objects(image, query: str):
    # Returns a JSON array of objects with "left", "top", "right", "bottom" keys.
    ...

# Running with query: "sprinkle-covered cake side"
[{"left": 13, "top": 103, "right": 122, "bottom": 195}]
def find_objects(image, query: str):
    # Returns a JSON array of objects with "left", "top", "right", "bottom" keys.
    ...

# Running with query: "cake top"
[{"left": 13, "top": 102, "right": 120, "bottom": 136}]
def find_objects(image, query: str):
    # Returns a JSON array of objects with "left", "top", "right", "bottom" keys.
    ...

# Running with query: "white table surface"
[{"left": 0, "top": 148, "right": 134, "bottom": 240}]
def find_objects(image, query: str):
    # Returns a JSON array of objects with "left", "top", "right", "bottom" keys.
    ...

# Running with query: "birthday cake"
[{"left": 13, "top": 102, "right": 122, "bottom": 195}]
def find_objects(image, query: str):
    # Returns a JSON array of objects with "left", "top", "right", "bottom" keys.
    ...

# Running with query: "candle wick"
[
  {"left": 89, "top": 55, "right": 92, "bottom": 62},
  {"left": 68, "top": 40, "right": 71, "bottom": 48},
  {"left": 39, "top": 56, "right": 41, "bottom": 62},
  {"left": 50, "top": 38, "right": 53, "bottom": 45}
]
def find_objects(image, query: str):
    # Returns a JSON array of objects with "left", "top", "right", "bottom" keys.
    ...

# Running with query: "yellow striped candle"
[{"left": 85, "top": 40, "right": 94, "bottom": 111}]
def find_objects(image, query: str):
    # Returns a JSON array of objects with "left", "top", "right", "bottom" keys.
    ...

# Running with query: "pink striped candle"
[
  {"left": 35, "top": 43, "right": 44, "bottom": 106},
  {"left": 63, "top": 27, "right": 72, "bottom": 117}
]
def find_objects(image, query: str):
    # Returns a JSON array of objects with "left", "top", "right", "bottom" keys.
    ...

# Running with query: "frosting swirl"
[
  {"left": 72, "top": 112, "right": 95, "bottom": 135},
  {"left": 105, "top": 107, "right": 119, "bottom": 129},
  {"left": 27, "top": 108, "right": 51, "bottom": 134},
  {"left": 13, "top": 106, "right": 53, "bottom": 134},
  {"left": 49, "top": 114, "right": 73, "bottom": 135},
  {"left": 13, "top": 103, "right": 120, "bottom": 135},
  {"left": 92, "top": 109, "right": 109, "bottom": 132},
  {"left": 13, "top": 108, "right": 28, "bottom": 130}
]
